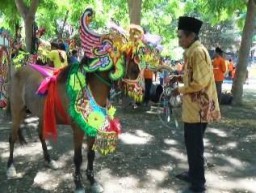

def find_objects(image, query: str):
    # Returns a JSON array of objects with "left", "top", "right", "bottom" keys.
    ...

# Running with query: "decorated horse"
[
  {"left": 6, "top": 8, "right": 161, "bottom": 193},
  {"left": 118, "top": 24, "right": 163, "bottom": 103}
]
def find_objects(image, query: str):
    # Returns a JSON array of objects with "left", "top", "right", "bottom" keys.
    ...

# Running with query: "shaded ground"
[{"left": 0, "top": 87, "right": 256, "bottom": 193}]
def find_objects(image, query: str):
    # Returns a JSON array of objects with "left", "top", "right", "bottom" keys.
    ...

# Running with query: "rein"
[{"left": 93, "top": 72, "right": 112, "bottom": 87}]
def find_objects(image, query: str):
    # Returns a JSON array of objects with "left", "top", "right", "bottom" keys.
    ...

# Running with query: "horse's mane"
[
  {"left": 57, "top": 65, "right": 73, "bottom": 83},
  {"left": 57, "top": 55, "right": 111, "bottom": 84},
  {"left": 57, "top": 60, "right": 88, "bottom": 83}
]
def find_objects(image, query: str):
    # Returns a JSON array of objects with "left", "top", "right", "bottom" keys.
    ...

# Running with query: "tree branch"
[
  {"left": 28, "top": 0, "right": 40, "bottom": 18},
  {"left": 15, "top": 0, "right": 28, "bottom": 19}
]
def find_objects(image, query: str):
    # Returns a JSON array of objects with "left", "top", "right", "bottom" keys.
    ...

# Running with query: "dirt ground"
[{"left": 0, "top": 87, "right": 256, "bottom": 193}]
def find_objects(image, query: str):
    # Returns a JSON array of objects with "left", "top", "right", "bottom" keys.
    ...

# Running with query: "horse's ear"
[{"left": 80, "top": 56, "right": 88, "bottom": 66}]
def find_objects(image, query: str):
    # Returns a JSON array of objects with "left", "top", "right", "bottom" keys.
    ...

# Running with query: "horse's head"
[
  {"left": 79, "top": 8, "right": 162, "bottom": 103},
  {"left": 121, "top": 25, "right": 162, "bottom": 102},
  {"left": 79, "top": 8, "right": 129, "bottom": 82}
]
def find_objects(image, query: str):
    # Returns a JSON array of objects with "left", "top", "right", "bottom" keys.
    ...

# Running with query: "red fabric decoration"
[
  {"left": 43, "top": 71, "right": 70, "bottom": 140},
  {"left": 0, "top": 100, "right": 7, "bottom": 108},
  {"left": 106, "top": 118, "right": 122, "bottom": 135}
]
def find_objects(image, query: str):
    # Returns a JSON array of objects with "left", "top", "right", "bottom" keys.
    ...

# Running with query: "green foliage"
[
  {"left": 0, "top": 0, "right": 250, "bottom": 58},
  {"left": 0, "top": 0, "right": 20, "bottom": 33},
  {"left": 184, "top": 0, "right": 247, "bottom": 26},
  {"left": 182, "top": 0, "right": 248, "bottom": 52}
]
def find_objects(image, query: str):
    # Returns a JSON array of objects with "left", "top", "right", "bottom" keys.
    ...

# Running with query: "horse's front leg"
[
  {"left": 73, "top": 126, "right": 85, "bottom": 193},
  {"left": 87, "top": 137, "right": 104, "bottom": 193},
  {"left": 38, "top": 121, "right": 58, "bottom": 169}
]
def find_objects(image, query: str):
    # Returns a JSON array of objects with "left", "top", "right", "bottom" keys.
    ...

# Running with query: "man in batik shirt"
[{"left": 170, "top": 16, "right": 221, "bottom": 193}]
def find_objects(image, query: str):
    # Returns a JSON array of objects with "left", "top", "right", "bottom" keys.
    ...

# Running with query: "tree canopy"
[{"left": 1, "top": 0, "right": 255, "bottom": 104}]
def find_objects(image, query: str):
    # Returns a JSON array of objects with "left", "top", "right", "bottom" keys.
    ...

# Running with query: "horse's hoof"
[
  {"left": 91, "top": 182, "right": 104, "bottom": 193},
  {"left": 46, "top": 160, "right": 59, "bottom": 170},
  {"left": 74, "top": 188, "right": 85, "bottom": 193},
  {"left": 6, "top": 164, "right": 17, "bottom": 179}
]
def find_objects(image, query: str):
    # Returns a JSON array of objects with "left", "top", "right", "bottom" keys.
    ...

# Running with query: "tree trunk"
[
  {"left": 15, "top": 0, "right": 39, "bottom": 53},
  {"left": 127, "top": 0, "right": 142, "bottom": 25},
  {"left": 24, "top": 16, "right": 34, "bottom": 53},
  {"left": 232, "top": 0, "right": 256, "bottom": 105}
]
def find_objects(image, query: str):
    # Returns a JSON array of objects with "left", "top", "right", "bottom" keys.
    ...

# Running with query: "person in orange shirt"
[
  {"left": 231, "top": 66, "right": 236, "bottom": 80},
  {"left": 212, "top": 47, "right": 226, "bottom": 104},
  {"left": 177, "top": 61, "right": 184, "bottom": 75},
  {"left": 143, "top": 64, "right": 154, "bottom": 106},
  {"left": 228, "top": 59, "right": 234, "bottom": 79}
]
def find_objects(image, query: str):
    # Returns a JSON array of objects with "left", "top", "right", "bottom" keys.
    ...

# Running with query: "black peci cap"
[
  {"left": 215, "top": 47, "right": 223, "bottom": 54},
  {"left": 178, "top": 16, "right": 203, "bottom": 34}
]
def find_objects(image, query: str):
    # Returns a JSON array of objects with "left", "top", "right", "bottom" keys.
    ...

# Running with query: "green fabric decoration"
[
  {"left": 83, "top": 56, "right": 114, "bottom": 73},
  {"left": 109, "top": 55, "right": 125, "bottom": 81},
  {"left": 66, "top": 62, "right": 98, "bottom": 137}
]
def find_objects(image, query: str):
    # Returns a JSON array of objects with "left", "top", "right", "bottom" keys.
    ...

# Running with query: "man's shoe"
[
  {"left": 189, "top": 185, "right": 206, "bottom": 193},
  {"left": 179, "top": 187, "right": 205, "bottom": 193},
  {"left": 175, "top": 171, "right": 191, "bottom": 183}
]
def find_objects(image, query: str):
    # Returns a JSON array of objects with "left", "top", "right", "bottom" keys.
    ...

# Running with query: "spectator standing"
[
  {"left": 47, "top": 42, "right": 68, "bottom": 68},
  {"left": 143, "top": 64, "right": 154, "bottom": 106},
  {"left": 177, "top": 61, "right": 184, "bottom": 75},
  {"left": 228, "top": 59, "right": 234, "bottom": 79},
  {"left": 69, "top": 49, "right": 79, "bottom": 65},
  {"left": 159, "top": 58, "right": 168, "bottom": 86},
  {"left": 212, "top": 47, "right": 226, "bottom": 104}
]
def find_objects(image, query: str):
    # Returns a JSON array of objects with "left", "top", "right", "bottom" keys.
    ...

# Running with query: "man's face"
[{"left": 177, "top": 30, "right": 192, "bottom": 49}]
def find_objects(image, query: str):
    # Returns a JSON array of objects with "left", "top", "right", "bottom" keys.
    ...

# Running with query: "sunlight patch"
[
  {"left": 161, "top": 149, "right": 186, "bottom": 160},
  {"left": 208, "top": 128, "right": 228, "bottom": 137},
  {"left": 204, "top": 138, "right": 210, "bottom": 147},
  {"left": 146, "top": 169, "right": 167, "bottom": 182},
  {"left": 164, "top": 139, "right": 178, "bottom": 145},
  {"left": 223, "top": 156, "right": 245, "bottom": 168},
  {"left": 34, "top": 171, "right": 59, "bottom": 190},
  {"left": 1, "top": 142, "right": 47, "bottom": 158},
  {"left": 34, "top": 171, "right": 72, "bottom": 190},
  {"left": 206, "top": 172, "right": 256, "bottom": 192},
  {"left": 98, "top": 169, "right": 139, "bottom": 192},
  {"left": 0, "top": 142, "right": 9, "bottom": 150},
  {"left": 119, "top": 130, "right": 153, "bottom": 145},
  {"left": 225, "top": 141, "right": 237, "bottom": 148}
]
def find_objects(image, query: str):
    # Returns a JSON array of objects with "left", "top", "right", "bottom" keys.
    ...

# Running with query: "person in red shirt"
[{"left": 212, "top": 47, "right": 226, "bottom": 104}]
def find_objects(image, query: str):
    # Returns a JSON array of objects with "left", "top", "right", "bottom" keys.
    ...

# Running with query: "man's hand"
[
  {"left": 169, "top": 75, "right": 181, "bottom": 84},
  {"left": 171, "top": 87, "right": 180, "bottom": 96}
]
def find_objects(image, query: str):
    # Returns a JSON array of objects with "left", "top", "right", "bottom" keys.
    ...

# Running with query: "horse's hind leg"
[
  {"left": 38, "top": 120, "right": 58, "bottom": 169},
  {"left": 86, "top": 137, "right": 104, "bottom": 193},
  {"left": 7, "top": 106, "right": 26, "bottom": 179}
]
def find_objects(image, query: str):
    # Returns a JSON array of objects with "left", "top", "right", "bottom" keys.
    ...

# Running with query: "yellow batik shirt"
[{"left": 178, "top": 40, "right": 221, "bottom": 123}]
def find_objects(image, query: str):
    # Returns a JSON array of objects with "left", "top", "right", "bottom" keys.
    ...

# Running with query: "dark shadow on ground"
[{"left": 0, "top": 90, "right": 256, "bottom": 193}]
